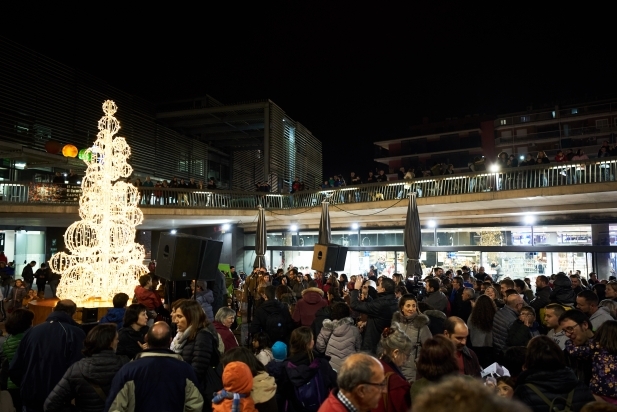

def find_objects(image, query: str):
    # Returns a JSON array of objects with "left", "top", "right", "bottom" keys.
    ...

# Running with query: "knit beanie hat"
[{"left": 271, "top": 341, "right": 287, "bottom": 361}]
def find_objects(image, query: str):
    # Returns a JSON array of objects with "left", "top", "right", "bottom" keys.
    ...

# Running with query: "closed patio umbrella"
[
  {"left": 404, "top": 193, "right": 422, "bottom": 277},
  {"left": 254, "top": 206, "right": 267, "bottom": 268}
]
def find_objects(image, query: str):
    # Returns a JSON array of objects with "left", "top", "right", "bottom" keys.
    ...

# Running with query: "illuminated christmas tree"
[{"left": 50, "top": 100, "right": 148, "bottom": 304}]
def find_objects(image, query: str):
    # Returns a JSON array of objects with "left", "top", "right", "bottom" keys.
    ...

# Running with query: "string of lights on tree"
[{"left": 50, "top": 100, "right": 148, "bottom": 304}]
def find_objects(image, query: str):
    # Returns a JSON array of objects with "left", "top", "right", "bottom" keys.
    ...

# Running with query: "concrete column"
[{"left": 591, "top": 223, "right": 611, "bottom": 279}]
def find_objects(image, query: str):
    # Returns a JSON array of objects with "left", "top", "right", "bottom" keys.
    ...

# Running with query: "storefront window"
[{"left": 359, "top": 230, "right": 404, "bottom": 247}]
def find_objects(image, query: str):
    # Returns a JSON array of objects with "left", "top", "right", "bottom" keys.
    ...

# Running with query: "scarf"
[
  {"left": 213, "top": 390, "right": 247, "bottom": 412},
  {"left": 170, "top": 326, "right": 192, "bottom": 353}
]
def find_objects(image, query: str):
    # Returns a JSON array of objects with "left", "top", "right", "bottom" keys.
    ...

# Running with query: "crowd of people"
[{"left": 1, "top": 263, "right": 617, "bottom": 412}]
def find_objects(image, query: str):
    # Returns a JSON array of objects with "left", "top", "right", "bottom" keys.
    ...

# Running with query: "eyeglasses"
[
  {"left": 563, "top": 324, "right": 580, "bottom": 334},
  {"left": 360, "top": 379, "right": 388, "bottom": 388}
]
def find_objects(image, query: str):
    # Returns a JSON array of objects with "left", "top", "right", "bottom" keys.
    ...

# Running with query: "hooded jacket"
[
  {"left": 133, "top": 285, "right": 162, "bottom": 310},
  {"left": 589, "top": 306, "right": 613, "bottom": 331},
  {"left": 423, "top": 309, "right": 446, "bottom": 337},
  {"left": 251, "top": 371, "right": 278, "bottom": 412},
  {"left": 44, "top": 349, "right": 128, "bottom": 412},
  {"left": 514, "top": 368, "right": 595, "bottom": 412},
  {"left": 315, "top": 317, "right": 362, "bottom": 372},
  {"left": 550, "top": 274, "right": 577, "bottom": 306},
  {"left": 529, "top": 285, "right": 552, "bottom": 312},
  {"left": 391, "top": 312, "right": 432, "bottom": 382},
  {"left": 213, "top": 362, "right": 257, "bottom": 412},
  {"left": 350, "top": 290, "right": 398, "bottom": 353},
  {"left": 293, "top": 287, "right": 328, "bottom": 326},
  {"left": 250, "top": 300, "right": 295, "bottom": 344},
  {"left": 99, "top": 308, "right": 126, "bottom": 330},
  {"left": 195, "top": 289, "right": 214, "bottom": 322},
  {"left": 424, "top": 290, "right": 448, "bottom": 313}
]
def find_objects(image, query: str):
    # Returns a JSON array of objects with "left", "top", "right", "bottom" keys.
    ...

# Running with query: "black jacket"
[
  {"left": 272, "top": 350, "right": 337, "bottom": 412},
  {"left": 178, "top": 327, "right": 222, "bottom": 398},
  {"left": 250, "top": 300, "right": 295, "bottom": 344},
  {"left": 44, "top": 350, "right": 128, "bottom": 412},
  {"left": 116, "top": 325, "right": 148, "bottom": 360},
  {"left": 311, "top": 305, "right": 332, "bottom": 343},
  {"left": 21, "top": 264, "right": 34, "bottom": 283},
  {"left": 349, "top": 290, "right": 398, "bottom": 352},
  {"left": 9, "top": 311, "right": 86, "bottom": 410},
  {"left": 529, "top": 285, "right": 552, "bottom": 312},
  {"left": 514, "top": 368, "right": 594, "bottom": 412},
  {"left": 550, "top": 275, "right": 577, "bottom": 306}
]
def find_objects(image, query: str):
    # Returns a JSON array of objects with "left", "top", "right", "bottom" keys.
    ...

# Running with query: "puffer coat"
[
  {"left": 178, "top": 327, "right": 223, "bottom": 399},
  {"left": 391, "top": 312, "right": 432, "bottom": 382},
  {"left": 315, "top": 317, "right": 362, "bottom": 371},
  {"left": 44, "top": 350, "right": 128, "bottom": 412}
]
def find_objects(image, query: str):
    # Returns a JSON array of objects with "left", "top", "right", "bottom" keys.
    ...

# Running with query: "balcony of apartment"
[
  {"left": 494, "top": 101, "right": 617, "bottom": 128},
  {"left": 2, "top": 157, "right": 617, "bottom": 233}
]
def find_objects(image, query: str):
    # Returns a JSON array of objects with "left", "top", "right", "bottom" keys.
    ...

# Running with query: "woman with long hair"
[
  {"left": 338, "top": 273, "right": 348, "bottom": 292},
  {"left": 252, "top": 332, "right": 273, "bottom": 366},
  {"left": 483, "top": 285, "right": 504, "bottom": 308},
  {"left": 373, "top": 323, "right": 412, "bottom": 412},
  {"left": 221, "top": 347, "right": 278, "bottom": 412},
  {"left": 391, "top": 294, "right": 432, "bottom": 382},
  {"left": 271, "top": 326, "right": 337, "bottom": 412},
  {"left": 45, "top": 323, "right": 127, "bottom": 412},
  {"left": 467, "top": 294, "right": 497, "bottom": 367},
  {"left": 171, "top": 299, "right": 223, "bottom": 402},
  {"left": 514, "top": 335, "right": 594, "bottom": 411},
  {"left": 116, "top": 303, "right": 148, "bottom": 360},
  {"left": 410, "top": 335, "right": 460, "bottom": 401},
  {"left": 566, "top": 320, "right": 617, "bottom": 403}
]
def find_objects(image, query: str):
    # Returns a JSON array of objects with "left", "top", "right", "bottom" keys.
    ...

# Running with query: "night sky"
[{"left": 1, "top": 4, "right": 613, "bottom": 179}]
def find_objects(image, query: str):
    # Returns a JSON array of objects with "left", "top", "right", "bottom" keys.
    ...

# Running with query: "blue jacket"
[
  {"left": 105, "top": 349, "right": 203, "bottom": 412},
  {"left": 9, "top": 311, "right": 86, "bottom": 410},
  {"left": 100, "top": 308, "right": 126, "bottom": 330}
]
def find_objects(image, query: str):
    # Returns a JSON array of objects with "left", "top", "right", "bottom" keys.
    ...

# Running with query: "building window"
[
  {"left": 520, "top": 115, "right": 530, "bottom": 123},
  {"left": 500, "top": 119, "right": 507, "bottom": 125},
  {"left": 596, "top": 119, "right": 609, "bottom": 128},
  {"left": 571, "top": 108, "right": 578, "bottom": 114}
]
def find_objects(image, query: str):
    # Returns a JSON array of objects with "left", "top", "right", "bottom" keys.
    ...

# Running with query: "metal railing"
[{"left": 2, "top": 157, "right": 617, "bottom": 209}]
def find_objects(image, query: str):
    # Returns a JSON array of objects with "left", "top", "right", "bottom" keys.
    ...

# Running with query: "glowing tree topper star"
[{"left": 50, "top": 100, "right": 148, "bottom": 304}]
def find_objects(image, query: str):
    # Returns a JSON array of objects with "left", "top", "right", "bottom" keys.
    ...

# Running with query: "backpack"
[
  {"left": 265, "top": 308, "right": 288, "bottom": 343},
  {"left": 525, "top": 383, "right": 574, "bottom": 412},
  {"left": 286, "top": 361, "right": 326, "bottom": 412}
]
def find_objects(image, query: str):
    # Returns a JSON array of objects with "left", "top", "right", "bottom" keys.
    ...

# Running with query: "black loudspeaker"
[
  {"left": 156, "top": 233, "right": 223, "bottom": 281},
  {"left": 311, "top": 244, "right": 348, "bottom": 272}
]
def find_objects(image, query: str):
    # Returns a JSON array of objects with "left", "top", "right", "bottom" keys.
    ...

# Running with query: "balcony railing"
[{"left": 1, "top": 157, "right": 617, "bottom": 209}]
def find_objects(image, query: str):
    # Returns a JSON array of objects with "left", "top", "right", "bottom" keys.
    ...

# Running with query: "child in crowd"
[
  {"left": 212, "top": 362, "right": 257, "bottom": 412},
  {"left": 22, "top": 289, "right": 37, "bottom": 308},
  {"left": 496, "top": 376, "right": 516, "bottom": 398},
  {"left": 252, "top": 332, "right": 273, "bottom": 366},
  {"left": 100, "top": 293, "right": 130, "bottom": 330}
]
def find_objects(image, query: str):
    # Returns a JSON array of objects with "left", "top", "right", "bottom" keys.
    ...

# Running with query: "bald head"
[
  {"left": 146, "top": 321, "right": 172, "bottom": 349},
  {"left": 506, "top": 294, "right": 524, "bottom": 311},
  {"left": 54, "top": 299, "right": 77, "bottom": 316},
  {"left": 337, "top": 353, "right": 384, "bottom": 412}
]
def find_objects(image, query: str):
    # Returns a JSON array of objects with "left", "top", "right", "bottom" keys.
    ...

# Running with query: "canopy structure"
[
  {"left": 404, "top": 193, "right": 422, "bottom": 277},
  {"left": 253, "top": 206, "right": 267, "bottom": 268},
  {"left": 318, "top": 201, "right": 331, "bottom": 245}
]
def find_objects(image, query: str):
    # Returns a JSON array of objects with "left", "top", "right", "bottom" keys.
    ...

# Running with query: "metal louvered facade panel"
[{"left": 232, "top": 149, "right": 264, "bottom": 192}]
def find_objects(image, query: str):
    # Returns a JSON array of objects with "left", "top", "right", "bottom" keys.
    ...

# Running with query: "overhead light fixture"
[
  {"left": 222, "top": 223, "right": 231, "bottom": 231},
  {"left": 489, "top": 164, "right": 500, "bottom": 173},
  {"left": 170, "top": 229, "right": 177, "bottom": 234},
  {"left": 290, "top": 224, "right": 298, "bottom": 231},
  {"left": 14, "top": 162, "right": 26, "bottom": 170},
  {"left": 524, "top": 215, "right": 536, "bottom": 225},
  {"left": 351, "top": 223, "right": 359, "bottom": 230},
  {"left": 427, "top": 220, "right": 437, "bottom": 228},
  {"left": 519, "top": 155, "right": 525, "bottom": 160}
]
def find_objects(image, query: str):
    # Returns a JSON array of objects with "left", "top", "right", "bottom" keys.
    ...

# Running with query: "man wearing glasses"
[
  {"left": 318, "top": 353, "right": 385, "bottom": 412},
  {"left": 560, "top": 310, "right": 594, "bottom": 386}
]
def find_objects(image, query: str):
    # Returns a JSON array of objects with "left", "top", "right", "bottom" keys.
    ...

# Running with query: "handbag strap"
[
  {"left": 525, "top": 383, "right": 574, "bottom": 412},
  {"left": 381, "top": 372, "right": 394, "bottom": 411},
  {"left": 80, "top": 365, "right": 107, "bottom": 401}
]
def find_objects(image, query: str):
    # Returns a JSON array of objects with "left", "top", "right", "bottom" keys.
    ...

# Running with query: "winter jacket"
[
  {"left": 506, "top": 320, "right": 540, "bottom": 348},
  {"left": 44, "top": 350, "right": 128, "bottom": 412},
  {"left": 256, "top": 349, "right": 274, "bottom": 367},
  {"left": 250, "top": 300, "right": 295, "bottom": 344},
  {"left": 195, "top": 289, "right": 214, "bottom": 322},
  {"left": 349, "top": 290, "right": 398, "bottom": 353},
  {"left": 291, "top": 280, "right": 307, "bottom": 299},
  {"left": 0, "top": 332, "right": 26, "bottom": 390},
  {"left": 293, "top": 288, "right": 328, "bottom": 326},
  {"left": 271, "top": 350, "right": 337, "bottom": 412},
  {"left": 8, "top": 311, "right": 86, "bottom": 411},
  {"left": 133, "top": 285, "right": 162, "bottom": 310},
  {"left": 424, "top": 291, "right": 448, "bottom": 312},
  {"left": 311, "top": 305, "right": 332, "bottom": 341},
  {"left": 374, "top": 360, "right": 410, "bottom": 412},
  {"left": 178, "top": 327, "right": 223, "bottom": 399},
  {"left": 315, "top": 317, "right": 362, "bottom": 372},
  {"left": 589, "top": 306, "right": 613, "bottom": 331},
  {"left": 529, "top": 285, "right": 552, "bottom": 313},
  {"left": 550, "top": 274, "right": 577, "bottom": 306},
  {"left": 458, "top": 346, "right": 482, "bottom": 378},
  {"left": 492, "top": 305, "right": 518, "bottom": 351},
  {"left": 391, "top": 312, "right": 432, "bottom": 382},
  {"left": 116, "top": 325, "right": 148, "bottom": 360},
  {"left": 213, "top": 321, "right": 238, "bottom": 352},
  {"left": 105, "top": 349, "right": 204, "bottom": 412},
  {"left": 99, "top": 308, "right": 126, "bottom": 330},
  {"left": 7, "top": 287, "right": 27, "bottom": 310},
  {"left": 513, "top": 368, "right": 595, "bottom": 412},
  {"left": 318, "top": 389, "right": 350, "bottom": 412},
  {"left": 252, "top": 371, "right": 278, "bottom": 412}
]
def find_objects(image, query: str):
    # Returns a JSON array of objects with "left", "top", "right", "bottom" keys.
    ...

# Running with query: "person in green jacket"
[{"left": 0, "top": 308, "right": 34, "bottom": 411}]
